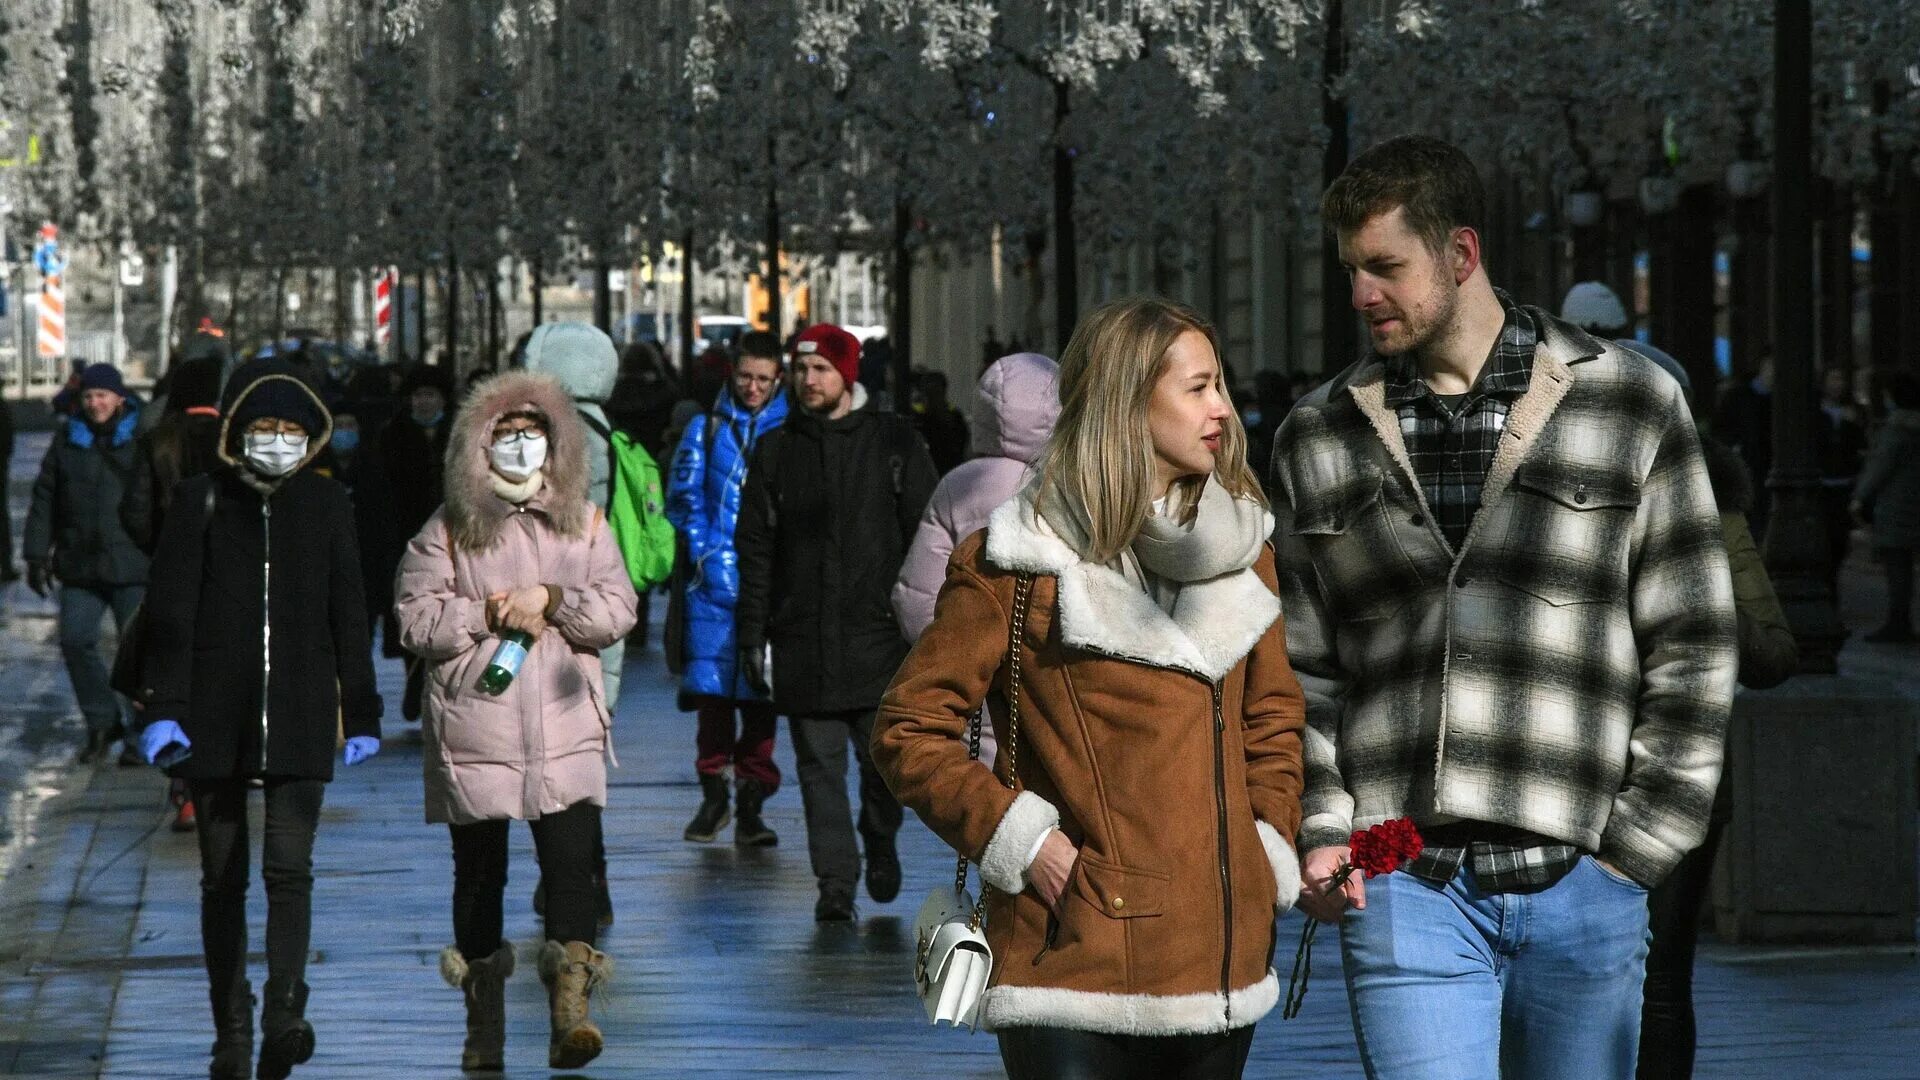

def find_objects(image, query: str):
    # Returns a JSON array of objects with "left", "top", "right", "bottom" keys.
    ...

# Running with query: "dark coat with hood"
[
  {"left": 734, "top": 384, "right": 938, "bottom": 714},
  {"left": 141, "top": 358, "right": 382, "bottom": 781},
  {"left": 25, "top": 404, "right": 149, "bottom": 586}
]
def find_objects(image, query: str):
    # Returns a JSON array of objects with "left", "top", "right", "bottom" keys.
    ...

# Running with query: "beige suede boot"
[
  {"left": 537, "top": 940, "right": 612, "bottom": 1069},
  {"left": 440, "top": 943, "right": 515, "bottom": 1072}
]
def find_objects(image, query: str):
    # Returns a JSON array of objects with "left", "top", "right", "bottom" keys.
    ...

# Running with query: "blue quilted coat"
[{"left": 667, "top": 387, "right": 791, "bottom": 705}]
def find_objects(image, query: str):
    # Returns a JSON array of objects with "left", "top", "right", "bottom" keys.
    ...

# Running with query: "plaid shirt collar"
[{"left": 1383, "top": 290, "right": 1537, "bottom": 409}]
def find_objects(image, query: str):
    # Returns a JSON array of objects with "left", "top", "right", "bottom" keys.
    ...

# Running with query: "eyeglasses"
[{"left": 493, "top": 430, "right": 547, "bottom": 447}]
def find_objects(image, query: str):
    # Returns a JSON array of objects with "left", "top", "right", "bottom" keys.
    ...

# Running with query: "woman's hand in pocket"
[{"left": 1029, "top": 830, "right": 1079, "bottom": 911}]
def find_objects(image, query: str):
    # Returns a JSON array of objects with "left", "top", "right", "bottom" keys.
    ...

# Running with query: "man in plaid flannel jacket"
[{"left": 1270, "top": 136, "right": 1737, "bottom": 1079}]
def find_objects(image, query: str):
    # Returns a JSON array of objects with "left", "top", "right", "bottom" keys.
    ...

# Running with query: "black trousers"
[
  {"left": 998, "top": 1025, "right": 1256, "bottom": 1080},
  {"left": 190, "top": 778, "right": 326, "bottom": 999},
  {"left": 790, "top": 710, "right": 902, "bottom": 888},
  {"left": 1637, "top": 815, "right": 1728, "bottom": 1080},
  {"left": 450, "top": 799, "right": 600, "bottom": 959}
]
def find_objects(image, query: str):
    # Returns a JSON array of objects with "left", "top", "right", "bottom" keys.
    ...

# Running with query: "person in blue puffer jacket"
[{"left": 667, "top": 330, "right": 789, "bottom": 846}]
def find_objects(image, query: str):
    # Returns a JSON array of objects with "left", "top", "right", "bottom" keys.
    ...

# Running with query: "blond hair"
[{"left": 1035, "top": 297, "right": 1266, "bottom": 564}]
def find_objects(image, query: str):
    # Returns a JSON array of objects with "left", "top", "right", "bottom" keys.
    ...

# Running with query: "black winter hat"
[
  {"left": 166, "top": 356, "right": 225, "bottom": 414},
  {"left": 399, "top": 363, "right": 456, "bottom": 399},
  {"left": 222, "top": 357, "right": 328, "bottom": 441}
]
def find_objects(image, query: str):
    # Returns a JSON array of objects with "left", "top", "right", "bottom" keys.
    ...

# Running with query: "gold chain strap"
[{"left": 960, "top": 573, "right": 1034, "bottom": 931}]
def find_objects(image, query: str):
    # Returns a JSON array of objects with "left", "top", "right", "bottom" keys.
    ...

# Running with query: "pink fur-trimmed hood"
[{"left": 444, "top": 370, "right": 592, "bottom": 550}]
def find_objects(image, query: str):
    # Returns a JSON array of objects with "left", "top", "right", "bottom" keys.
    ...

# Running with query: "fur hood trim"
[
  {"left": 982, "top": 971, "right": 1277, "bottom": 1035},
  {"left": 983, "top": 489, "right": 1279, "bottom": 682},
  {"left": 445, "top": 370, "right": 591, "bottom": 551}
]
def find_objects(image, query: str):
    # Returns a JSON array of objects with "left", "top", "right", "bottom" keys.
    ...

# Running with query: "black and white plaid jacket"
[{"left": 1269, "top": 311, "right": 1737, "bottom": 888}]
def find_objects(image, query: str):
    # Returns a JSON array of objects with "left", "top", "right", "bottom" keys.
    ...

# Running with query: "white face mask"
[
  {"left": 489, "top": 431, "right": 548, "bottom": 481},
  {"left": 244, "top": 432, "right": 308, "bottom": 477}
]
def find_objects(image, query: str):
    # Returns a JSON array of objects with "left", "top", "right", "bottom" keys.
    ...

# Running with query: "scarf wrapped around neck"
[{"left": 1036, "top": 475, "right": 1270, "bottom": 614}]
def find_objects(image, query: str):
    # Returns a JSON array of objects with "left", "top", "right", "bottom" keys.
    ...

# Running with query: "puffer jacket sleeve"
[
  {"left": 891, "top": 478, "right": 960, "bottom": 643},
  {"left": 394, "top": 512, "right": 491, "bottom": 661},
  {"left": 23, "top": 446, "right": 57, "bottom": 564},
  {"left": 666, "top": 415, "right": 709, "bottom": 560},
  {"left": 732, "top": 433, "right": 778, "bottom": 652},
  {"left": 1269, "top": 416, "right": 1357, "bottom": 855},
  {"left": 874, "top": 546, "right": 1045, "bottom": 895},
  {"left": 325, "top": 482, "right": 382, "bottom": 739},
  {"left": 547, "top": 512, "right": 641, "bottom": 650}
]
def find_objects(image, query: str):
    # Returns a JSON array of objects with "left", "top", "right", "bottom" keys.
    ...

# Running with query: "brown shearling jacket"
[{"left": 873, "top": 494, "right": 1307, "bottom": 1036}]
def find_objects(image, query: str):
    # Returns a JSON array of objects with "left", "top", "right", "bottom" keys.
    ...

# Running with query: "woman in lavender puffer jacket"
[
  {"left": 395, "top": 370, "right": 637, "bottom": 1072},
  {"left": 891, "top": 351, "right": 1059, "bottom": 751}
]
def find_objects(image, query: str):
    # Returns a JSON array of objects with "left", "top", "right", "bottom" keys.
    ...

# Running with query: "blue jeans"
[
  {"left": 58, "top": 583, "right": 144, "bottom": 735},
  {"left": 1340, "top": 856, "right": 1651, "bottom": 1080}
]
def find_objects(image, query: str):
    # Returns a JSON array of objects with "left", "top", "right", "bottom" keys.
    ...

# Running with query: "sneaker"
[
  {"left": 171, "top": 799, "right": 197, "bottom": 832},
  {"left": 814, "top": 883, "right": 857, "bottom": 923},
  {"left": 864, "top": 835, "right": 901, "bottom": 904}
]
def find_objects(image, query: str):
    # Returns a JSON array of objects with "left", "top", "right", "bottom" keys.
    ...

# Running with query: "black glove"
[
  {"left": 25, "top": 561, "right": 52, "bottom": 598},
  {"left": 739, "top": 644, "right": 771, "bottom": 698}
]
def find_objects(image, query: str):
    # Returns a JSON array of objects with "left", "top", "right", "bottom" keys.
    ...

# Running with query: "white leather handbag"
[{"left": 912, "top": 573, "right": 1033, "bottom": 1031}]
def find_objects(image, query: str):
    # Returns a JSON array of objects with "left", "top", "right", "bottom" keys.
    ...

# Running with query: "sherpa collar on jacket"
[{"left": 983, "top": 488, "right": 1279, "bottom": 683}]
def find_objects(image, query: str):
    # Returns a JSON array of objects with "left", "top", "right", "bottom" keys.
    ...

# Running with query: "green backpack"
[{"left": 579, "top": 411, "right": 676, "bottom": 589}]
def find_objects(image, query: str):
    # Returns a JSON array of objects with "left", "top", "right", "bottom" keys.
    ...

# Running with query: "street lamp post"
[{"left": 1761, "top": 0, "right": 1843, "bottom": 669}]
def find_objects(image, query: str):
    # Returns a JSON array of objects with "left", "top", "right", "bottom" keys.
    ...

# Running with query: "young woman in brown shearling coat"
[{"left": 873, "top": 299, "right": 1308, "bottom": 1080}]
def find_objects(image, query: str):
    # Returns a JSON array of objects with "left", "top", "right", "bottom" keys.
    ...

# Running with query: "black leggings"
[
  {"left": 997, "top": 1025, "right": 1256, "bottom": 1080},
  {"left": 450, "top": 800, "right": 601, "bottom": 959},
  {"left": 190, "top": 778, "right": 325, "bottom": 995},
  {"left": 1637, "top": 816, "right": 1727, "bottom": 1080}
]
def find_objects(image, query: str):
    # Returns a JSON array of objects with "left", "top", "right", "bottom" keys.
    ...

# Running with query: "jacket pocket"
[
  {"left": 1289, "top": 470, "right": 1424, "bottom": 622},
  {"left": 1498, "top": 468, "right": 1642, "bottom": 606},
  {"left": 1070, "top": 855, "right": 1168, "bottom": 919}
]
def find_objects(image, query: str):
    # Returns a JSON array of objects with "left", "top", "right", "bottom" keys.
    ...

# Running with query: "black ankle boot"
[
  {"left": 864, "top": 832, "right": 901, "bottom": 904},
  {"left": 682, "top": 773, "right": 731, "bottom": 842},
  {"left": 734, "top": 779, "right": 778, "bottom": 847},
  {"left": 256, "top": 979, "right": 313, "bottom": 1080},
  {"left": 208, "top": 975, "right": 253, "bottom": 1079}
]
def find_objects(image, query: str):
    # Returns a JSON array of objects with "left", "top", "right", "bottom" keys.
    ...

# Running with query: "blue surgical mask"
[{"left": 331, "top": 430, "right": 360, "bottom": 453}]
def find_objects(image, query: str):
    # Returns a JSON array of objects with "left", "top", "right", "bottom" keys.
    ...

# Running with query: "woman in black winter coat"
[{"left": 135, "top": 357, "right": 383, "bottom": 1080}]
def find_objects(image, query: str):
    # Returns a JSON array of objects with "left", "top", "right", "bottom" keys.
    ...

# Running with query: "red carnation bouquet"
[{"left": 1282, "top": 817, "right": 1423, "bottom": 1019}]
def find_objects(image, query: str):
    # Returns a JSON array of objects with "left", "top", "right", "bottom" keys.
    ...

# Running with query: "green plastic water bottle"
[{"left": 479, "top": 631, "right": 533, "bottom": 695}]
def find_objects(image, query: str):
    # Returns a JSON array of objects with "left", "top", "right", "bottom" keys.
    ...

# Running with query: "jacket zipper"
[
  {"left": 259, "top": 499, "right": 273, "bottom": 772},
  {"left": 1212, "top": 680, "right": 1233, "bottom": 1022}
]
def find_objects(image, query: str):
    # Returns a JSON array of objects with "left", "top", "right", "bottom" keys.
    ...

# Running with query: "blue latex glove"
[
  {"left": 139, "top": 720, "right": 191, "bottom": 766},
  {"left": 342, "top": 736, "right": 380, "bottom": 766}
]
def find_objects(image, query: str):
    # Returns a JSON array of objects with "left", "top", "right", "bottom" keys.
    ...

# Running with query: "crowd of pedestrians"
[{"left": 4, "top": 131, "right": 1918, "bottom": 1080}]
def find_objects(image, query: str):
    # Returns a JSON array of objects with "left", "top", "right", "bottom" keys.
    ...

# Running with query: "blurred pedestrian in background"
[
  {"left": 25, "top": 363, "right": 148, "bottom": 764},
  {"left": 1852, "top": 372, "right": 1920, "bottom": 644},
  {"left": 667, "top": 330, "right": 790, "bottom": 845},
  {"left": 374, "top": 364, "right": 455, "bottom": 722}
]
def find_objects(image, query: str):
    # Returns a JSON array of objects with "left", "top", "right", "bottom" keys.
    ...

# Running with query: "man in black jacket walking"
[
  {"left": 735, "top": 324, "right": 938, "bottom": 921},
  {"left": 24, "top": 363, "right": 149, "bottom": 763}
]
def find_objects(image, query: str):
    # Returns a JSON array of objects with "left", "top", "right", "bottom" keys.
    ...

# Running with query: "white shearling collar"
[{"left": 983, "top": 494, "right": 1279, "bottom": 682}]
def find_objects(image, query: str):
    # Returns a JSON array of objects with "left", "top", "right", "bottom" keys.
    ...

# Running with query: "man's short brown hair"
[{"left": 1322, "top": 135, "right": 1485, "bottom": 255}]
